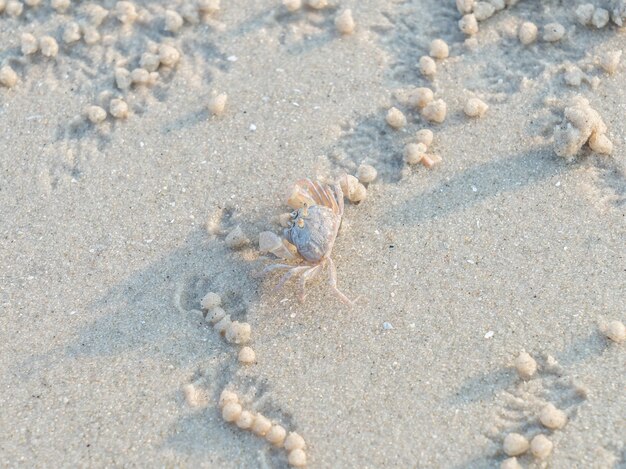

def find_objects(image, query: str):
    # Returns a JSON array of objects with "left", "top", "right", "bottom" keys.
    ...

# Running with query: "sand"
[{"left": 1, "top": 1, "right": 625, "bottom": 468}]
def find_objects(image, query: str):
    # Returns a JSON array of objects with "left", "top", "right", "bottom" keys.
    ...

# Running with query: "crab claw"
[{"left": 259, "top": 231, "right": 297, "bottom": 260}]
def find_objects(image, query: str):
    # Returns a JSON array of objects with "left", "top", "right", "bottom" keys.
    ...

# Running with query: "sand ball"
[
  {"left": 182, "top": 383, "right": 208, "bottom": 408},
  {"left": 411, "top": 87, "right": 434, "bottom": 109},
  {"left": 404, "top": 143, "right": 427, "bottom": 165},
  {"left": 222, "top": 401, "right": 242, "bottom": 422},
  {"left": 214, "top": 314, "right": 231, "bottom": 335},
  {"left": 473, "top": 1, "right": 495, "bottom": 21},
  {"left": 6, "top": 0, "right": 23, "bottom": 16},
  {"left": 599, "top": 50, "right": 622, "bottom": 74},
  {"left": 419, "top": 55, "right": 437, "bottom": 77},
  {"left": 503, "top": 433, "right": 529, "bottom": 456},
  {"left": 288, "top": 449, "right": 307, "bottom": 467},
  {"left": 82, "top": 26, "right": 101, "bottom": 45},
  {"left": 0, "top": 66, "right": 18, "bottom": 88},
  {"left": 209, "top": 93, "right": 228, "bottom": 116},
  {"left": 219, "top": 389, "right": 238, "bottom": 408},
  {"left": 464, "top": 98, "right": 489, "bottom": 118},
  {"left": 430, "top": 39, "right": 449, "bottom": 59},
  {"left": 114, "top": 68, "right": 131, "bottom": 90},
  {"left": 115, "top": 1, "right": 138, "bottom": 24},
  {"left": 386, "top": 107, "right": 406, "bottom": 129},
  {"left": 238, "top": 346, "right": 256, "bottom": 364},
  {"left": 131, "top": 68, "right": 151, "bottom": 85},
  {"left": 416, "top": 129, "right": 433, "bottom": 147},
  {"left": 543, "top": 22, "right": 565, "bottom": 42},
  {"left": 514, "top": 351, "right": 537, "bottom": 380},
  {"left": 206, "top": 306, "right": 226, "bottom": 324},
  {"left": 109, "top": 99, "right": 129, "bottom": 119},
  {"left": 158, "top": 44, "right": 180, "bottom": 67},
  {"left": 350, "top": 183, "right": 367, "bottom": 203},
  {"left": 339, "top": 174, "right": 359, "bottom": 199},
  {"left": 357, "top": 164, "right": 377, "bottom": 184},
  {"left": 500, "top": 457, "right": 523, "bottom": 469},
  {"left": 21, "top": 33, "right": 38, "bottom": 55},
  {"left": 266, "top": 424, "right": 287, "bottom": 446},
  {"left": 251, "top": 414, "right": 272, "bottom": 436},
  {"left": 225, "top": 226, "right": 249, "bottom": 249},
  {"left": 201, "top": 292, "right": 221, "bottom": 310},
  {"left": 198, "top": 0, "right": 220, "bottom": 14},
  {"left": 85, "top": 4, "right": 108, "bottom": 25},
  {"left": 140, "top": 52, "right": 160, "bottom": 72},
  {"left": 307, "top": 0, "right": 327, "bottom": 9},
  {"left": 456, "top": 0, "right": 474, "bottom": 14},
  {"left": 335, "top": 9, "right": 355, "bottom": 35},
  {"left": 592, "top": 8, "right": 610, "bottom": 28},
  {"left": 491, "top": 0, "right": 505, "bottom": 10},
  {"left": 530, "top": 434, "right": 553, "bottom": 459},
  {"left": 225, "top": 321, "right": 251, "bottom": 344},
  {"left": 284, "top": 432, "right": 306, "bottom": 451},
  {"left": 421, "top": 99, "right": 447, "bottom": 123},
  {"left": 604, "top": 320, "right": 625, "bottom": 343},
  {"left": 87, "top": 105, "right": 107, "bottom": 124},
  {"left": 459, "top": 14, "right": 479, "bottom": 35},
  {"left": 588, "top": 133, "right": 613, "bottom": 155},
  {"left": 236, "top": 410, "right": 254, "bottom": 429},
  {"left": 164, "top": 10, "right": 184, "bottom": 32},
  {"left": 576, "top": 3, "right": 595, "bottom": 25},
  {"left": 63, "top": 22, "right": 82, "bottom": 43},
  {"left": 539, "top": 403, "right": 567, "bottom": 430},
  {"left": 283, "top": 0, "right": 301, "bottom": 12},
  {"left": 518, "top": 21, "right": 538, "bottom": 45},
  {"left": 51, "top": 0, "right": 69, "bottom": 12},
  {"left": 24, "top": 0, "right": 41, "bottom": 6},
  {"left": 40, "top": 36, "right": 59, "bottom": 58}
]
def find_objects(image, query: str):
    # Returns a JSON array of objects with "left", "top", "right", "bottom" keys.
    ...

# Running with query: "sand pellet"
[
  {"left": 266, "top": 424, "right": 287, "bottom": 446},
  {"left": 206, "top": 306, "right": 226, "bottom": 324},
  {"left": 335, "top": 9, "right": 355, "bottom": 35},
  {"left": 201, "top": 292, "right": 221, "bottom": 310},
  {"left": 503, "top": 433, "right": 529, "bottom": 456},
  {"left": 180, "top": 3, "right": 199, "bottom": 23},
  {"left": 0, "top": 66, "right": 18, "bottom": 88},
  {"left": 225, "top": 226, "right": 249, "bottom": 249},
  {"left": 51, "top": 0, "right": 69, "bottom": 12},
  {"left": 164, "top": 10, "right": 184, "bottom": 32},
  {"left": 429, "top": 39, "right": 449, "bottom": 59},
  {"left": 131, "top": 68, "right": 152, "bottom": 86},
  {"left": 114, "top": 68, "right": 131, "bottom": 90},
  {"left": 235, "top": 410, "right": 254, "bottom": 429},
  {"left": 251, "top": 414, "right": 272, "bottom": 436},
  {"left": 518, "top": 21, "right": 538, "bottom": 45},
  {"left": 284, "top": 432, "right": 306, "bottom": 451},
  {"left": 115, "top": 1, "right": 138, "bottom": 24},
  {"left": 599, "top": 50, "right": 622, "bottom": 74},
  {"left": 214, "top": 314, "right": 231, "bottom": 335},
  {"left": 222, "top": 401, "right": 242, "bottom": 422},
  {"left": 514, "top": 351, "right": 537, "bottom": 380},
  {"left": 82, "top": 26, "right": 101, "bottom": 45},
  {"left": 339, "top": 174, "right": 359, "bottom": 199},
  {"left": 404, "top": 143, "right": 428, "bottom": 165},
  {"left": 474, "top": 1, "right": 496, "bottom": 21},
  {"left": 307, "top": 0, "right": 327, "bottom": 9},
  {"left": 40, "top": 36, "right": 59, "bottom": 58},
  {"left": 554, "top": 96, "right": 608, "bottom": 157},
  {"left": 613, "top": 0, "right": 626, "bottom": 26},
  {"left": 225, "top": 321, "right": 251, "bottom": 344},
  {"left": 459, "top": 14, "right": 479, "bottom": 35},
  {"left": 357, "top": 164, "right": 377, "bottom": 184},
  {"left": 411, "top": 87, "right": 434, "bottom": 109},
  {"left": 576, "top": 4, "right": 595, "bottom": 25},
  {"left": 63, "top": 22, "right": 81, "bottom": 43},
  {"left": 530, "top": 434, "right": 553, "bottom": 459},
  {"left": 182, "top": 383, "right": 208, "bottom": 408},
  {"left": 604, "top": 320, "right": 625, "bottom": 343},
  {"left": 158, "top": 44, "right": 180, "bottom": 67},
  {"left": 456, "top": 0, "right": 474, "bottom": 14},
  {"left": 24, "top": 0, "right": 41, "bottom": 5},
  {"left": 209, "top": 93, "right": 228, "bottom": 116},
  {"left": 288, "top": 449, "right": 307, "bottom": 467},
  {"left": 21, "top": 33, "right": 38, "bottom": 55},
  {"left": 491, "top": 0, "right": 505, "bottom": 10},
  {"left": 592, "top": 8, "right": 610, "bottom": 28},
  {"left": 87, "top": 105, "right": 107, "bottom": 124},
  {"left": 416, "top": 129, "right": 433, "bottom": 147},
  {"left": 386, "top": 107, "right": 406, "bottom": 129},
  {"left": 85, "top": 4, "right": 108, "bottom": 25},
  {"left": 564, "top": 66, "right": 584, "bottom": 87},
  {"left": 539, "top": 403, "right": 567, "bottom": 430},
  {"left": 109, "top": 99, "right": 129, "bottom": 119},
  {"left": 500, "top": 458, "right": 523, "bottom": 469},
  {"left": 543, "top": 22, "right": 565, "bottom": 42},
  {"left": 588, "top": 132, "right": 613, "bottom": 155},
  {"left": 6, "top": 0, "right": 23, "bottom": 16},
  {"left": 198, "top": 0, "right": 220, "bottom": 13},
  {"left": 464, "top": 98, "right": 489, "bottom": 117},
  {"left": 283, "top": 0, "right": 301, "bottom": 11},
  {"left": 238, "top": 346, "right": 256, "bottom": 364},
  {"left": 349, "top": 183, "right": 367, "bottom": 203},
  {"left": 421, "top": 99, "right": 447, "bottom": 123},
  {"left": 219, "top": 389, "right": 238, "bottom": 408},
  {"left": 140, "top": 52, "right": 160, "bottom": 72},
  {"left": 419, "top": 56, "right": 437, "bottom": 77}
]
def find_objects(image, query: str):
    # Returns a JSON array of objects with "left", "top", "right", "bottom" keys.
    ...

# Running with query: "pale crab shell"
[{"left": 284, "top": 204, "right": 341, "bottom": 263}]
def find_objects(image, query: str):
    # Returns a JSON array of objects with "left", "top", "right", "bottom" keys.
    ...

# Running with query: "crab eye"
[{"left": 297, "top": 219, "right": 305, "bottom": 228}]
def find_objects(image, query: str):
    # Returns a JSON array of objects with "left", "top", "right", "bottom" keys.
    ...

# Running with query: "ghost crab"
[{"left": 258, "top": 178, "right": 357, "bottom": 306}]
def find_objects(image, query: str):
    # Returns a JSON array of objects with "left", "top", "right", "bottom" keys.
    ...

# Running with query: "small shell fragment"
[{"left": 386, "top": 106, "right": 407, "bottom": 129}]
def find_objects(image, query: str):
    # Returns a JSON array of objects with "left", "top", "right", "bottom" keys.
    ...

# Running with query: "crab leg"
[
  {"left": 327, "top": 257, "right": 355, "bottom": 307},
  {"left": 297, "top": 264, "right": 322, "bottom": 303},
  {"left": 274, "top": 265, "right": 311, "bottom": 291}
]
